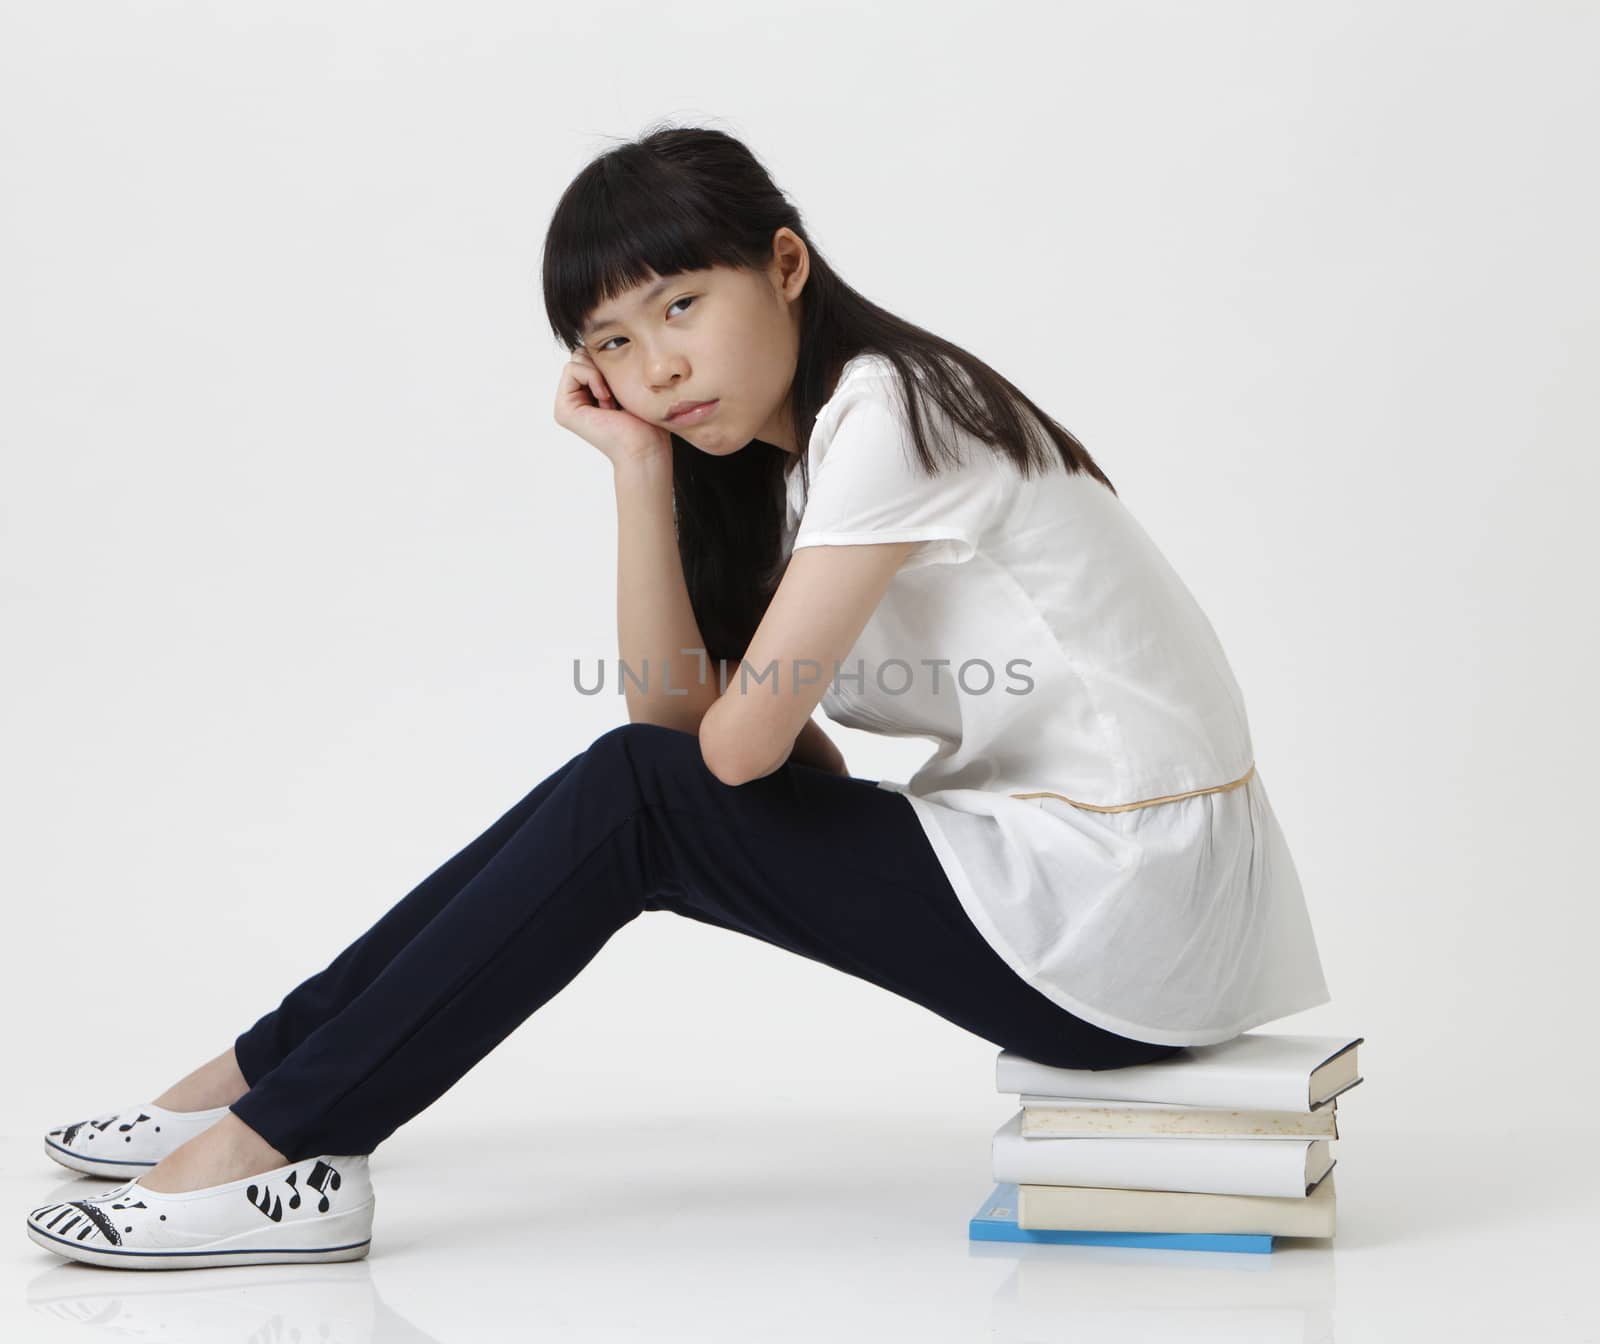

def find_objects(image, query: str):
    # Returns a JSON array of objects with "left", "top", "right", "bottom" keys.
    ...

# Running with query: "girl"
[{"left": 27, "top": 124, "right": 1331, "bottom": 1270}]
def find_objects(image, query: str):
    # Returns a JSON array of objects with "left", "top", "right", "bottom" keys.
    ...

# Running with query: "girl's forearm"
[{"left": 612, "top": 455, "right": 721, "bottom": 734}]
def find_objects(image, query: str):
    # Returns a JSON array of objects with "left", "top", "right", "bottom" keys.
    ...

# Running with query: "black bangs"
[{"left": 541, "top": 147, "right": 759, "bottom": 352}]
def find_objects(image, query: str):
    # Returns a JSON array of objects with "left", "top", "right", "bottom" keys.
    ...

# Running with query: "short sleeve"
[{"left": 791, "top": 370, "right": 1000, "bottom": 570}]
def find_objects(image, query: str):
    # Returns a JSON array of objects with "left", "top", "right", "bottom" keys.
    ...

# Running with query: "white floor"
[{"left": 2, "top": 1116, "right": 1596, "bottom": 1343}]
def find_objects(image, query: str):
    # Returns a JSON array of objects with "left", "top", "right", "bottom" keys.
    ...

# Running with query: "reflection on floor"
[{"left": 2, "top": 1121, "right": 1595, "bottom": 1342}]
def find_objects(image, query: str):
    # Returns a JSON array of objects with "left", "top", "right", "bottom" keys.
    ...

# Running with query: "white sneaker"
[
  {"left": 26, "top": 1154, "right": 375, "bottom": 1270},
  {"left": 44, "top": 1103, "right": 234, "bottom": 1179}
]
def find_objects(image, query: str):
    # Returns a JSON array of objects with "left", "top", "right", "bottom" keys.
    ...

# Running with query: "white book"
[
  {"left": 992, "top": 1111, "right": 1335, "bottom": 1198},
  {"left": 998, "top": 1033, "right": 1363, "bottom": 1112}
]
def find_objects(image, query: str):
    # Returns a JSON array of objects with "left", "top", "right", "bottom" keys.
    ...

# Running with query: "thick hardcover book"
[
  {"left": 1018, "top": 1092, "right": 1339, "bottom": 1140},
  {"left": 998, "top": 1033, "right": 1363, "bottom": 1112},
  {"left": 1019, "top": 1168, "right": 1336, "bottom": 1237}
]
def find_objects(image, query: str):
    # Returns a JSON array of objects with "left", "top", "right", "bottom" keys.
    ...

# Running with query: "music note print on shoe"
[
  {"left": 246, "top": 1160, "right": 343, "bottom": 1221},
  {"left": 247, "top": 1168, "right": 300, "bottom": 1222}
]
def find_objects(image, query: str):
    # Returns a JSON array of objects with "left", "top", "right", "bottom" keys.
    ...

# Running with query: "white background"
[{"left": 3, "top": 2, "right": 1596, "bottom": 1340}]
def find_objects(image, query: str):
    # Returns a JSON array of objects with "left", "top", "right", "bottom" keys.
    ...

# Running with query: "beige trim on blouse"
[{"left": 1009, "top": 761, "right": 1257, "bottom": 813}]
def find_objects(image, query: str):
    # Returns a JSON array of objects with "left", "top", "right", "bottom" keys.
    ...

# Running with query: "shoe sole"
[
  {"left": 25, "top": 1199, "right": 376, "bottom": 1270},
  {"left": 43, "top": 1137, "right": 160, "bottom": 1180}
]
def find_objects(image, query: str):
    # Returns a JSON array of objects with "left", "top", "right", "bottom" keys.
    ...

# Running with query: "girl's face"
[{"left": 576, "top": 235, "right": 809, "bottom": 456}]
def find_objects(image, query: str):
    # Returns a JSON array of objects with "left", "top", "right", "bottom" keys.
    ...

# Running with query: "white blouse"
[{"left": 780, "top": 353, "right": 1331, "bottom": 1047}]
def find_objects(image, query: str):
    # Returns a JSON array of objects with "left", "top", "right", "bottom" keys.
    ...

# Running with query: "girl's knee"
[
  {"left": 586, "top": 722, "right": 711, "bottom": 788},
  {"left": 589, "top": 721, "right": 693, "bottom": 752}
]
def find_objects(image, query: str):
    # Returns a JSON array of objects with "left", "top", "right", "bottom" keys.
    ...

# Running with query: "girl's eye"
[{"left": 596, "top": 296, "right": 696, "bottom": 353}]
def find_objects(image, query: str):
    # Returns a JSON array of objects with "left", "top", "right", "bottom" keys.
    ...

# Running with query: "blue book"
[{"left": 969, "top": 1182, "right": 1274, "bottom": 1254}]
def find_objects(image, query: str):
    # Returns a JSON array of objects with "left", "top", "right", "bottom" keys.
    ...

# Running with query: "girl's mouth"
[{"left": 667, "top": 399, "right": 719, "bottom": 425}]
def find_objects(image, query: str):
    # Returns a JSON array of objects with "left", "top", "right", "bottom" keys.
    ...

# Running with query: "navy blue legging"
[{"left": 229, "top": 722, "right": 1182, "bottom": 1160}]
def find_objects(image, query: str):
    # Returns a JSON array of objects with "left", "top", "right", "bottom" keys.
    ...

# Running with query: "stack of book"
[{"left": 969, "top": 1032, "right": 1364, "bottom": 1254}]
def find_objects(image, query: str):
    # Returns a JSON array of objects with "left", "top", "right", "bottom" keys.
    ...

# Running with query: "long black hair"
[{"left": 541, "top": 120, "right": 1116, "bottom": 671}]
